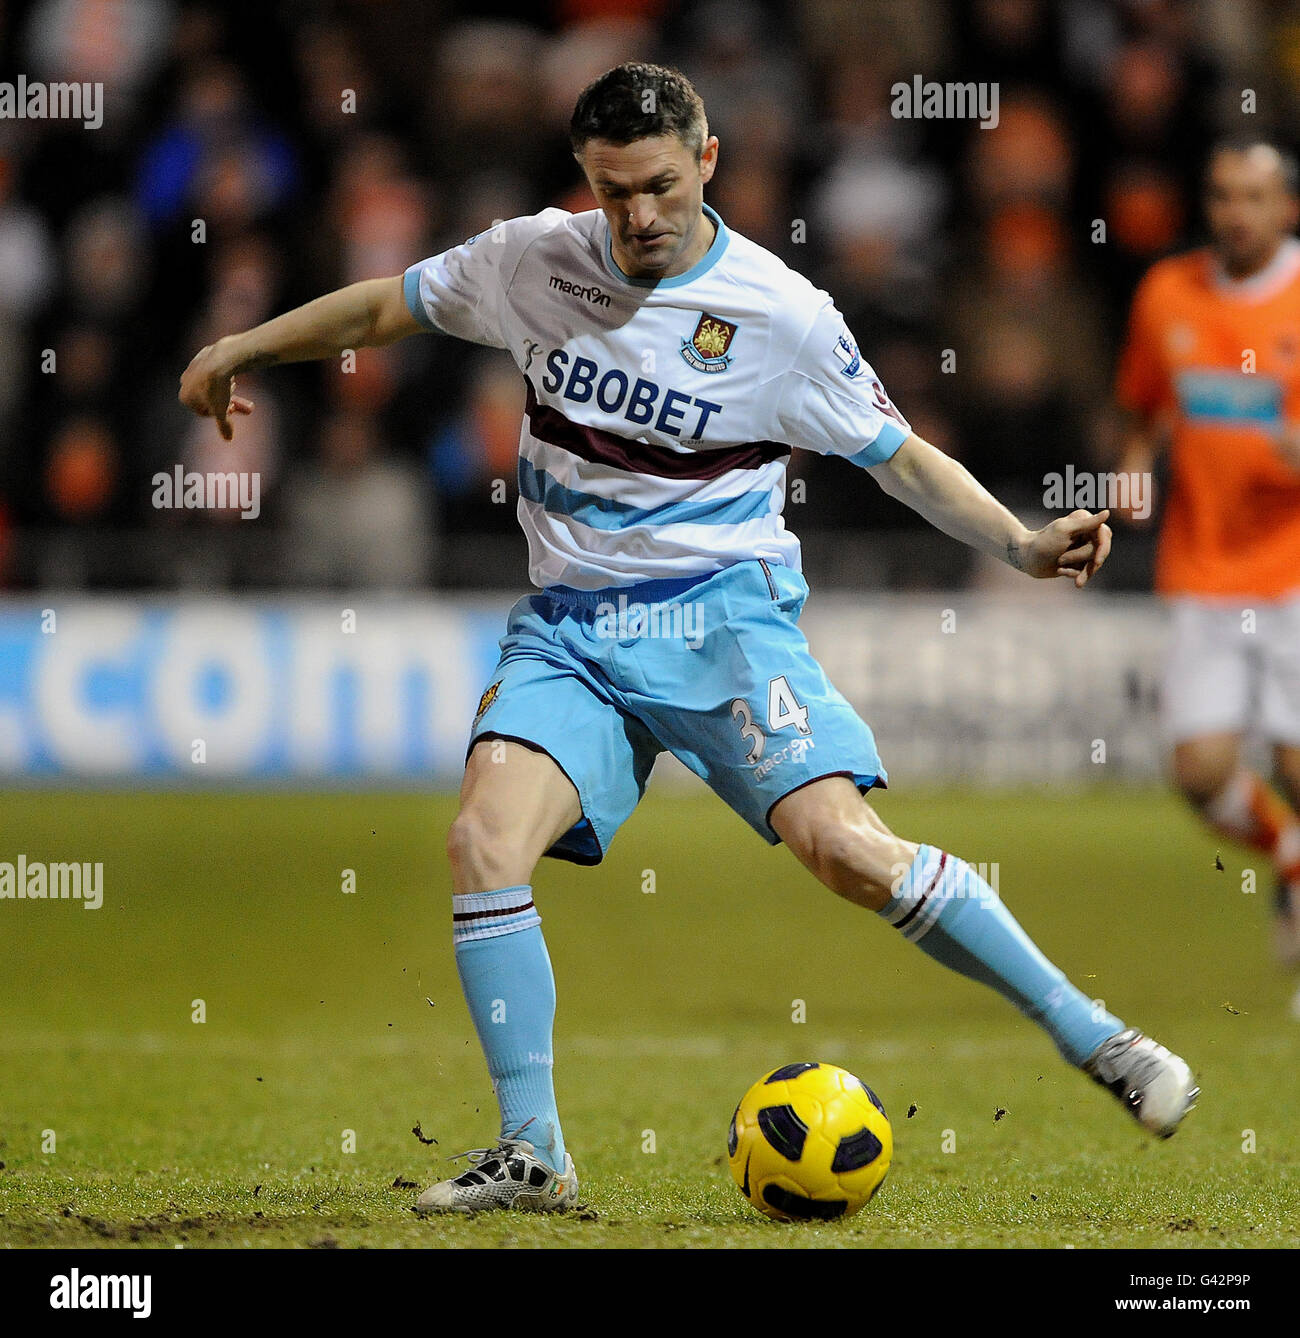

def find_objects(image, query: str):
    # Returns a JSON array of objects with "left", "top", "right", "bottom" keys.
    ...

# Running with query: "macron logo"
[
  {"left": 549, "top": 275, "right": 611, "bottom": 307},
  {"left": 51, "top": 1270, "right": 151, "bottom": 1319}
]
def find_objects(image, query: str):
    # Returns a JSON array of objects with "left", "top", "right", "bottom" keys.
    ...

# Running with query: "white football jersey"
[{"left": 403, "top": 204, "right": 910, "bottom": 590}]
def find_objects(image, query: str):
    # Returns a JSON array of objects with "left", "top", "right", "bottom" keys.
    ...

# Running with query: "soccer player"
[
  {"left": 180, "top": 63, "right": 1197, "bottom": 1214},
  {"left": 1116, "top": 138, "right": 1300, "bottom": 997}
]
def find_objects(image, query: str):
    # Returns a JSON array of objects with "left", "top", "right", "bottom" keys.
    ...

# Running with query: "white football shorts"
[{"left": 1161, "top": 593, "right": 1300, "bottom": 745}]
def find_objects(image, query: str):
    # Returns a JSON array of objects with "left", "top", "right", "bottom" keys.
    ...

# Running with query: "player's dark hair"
[
  {"left": 570, "top": 62, "right": 707, "bottom": 160},
  {"left": 1206, "top": 134, "right": 1300, "bottom": 195}
]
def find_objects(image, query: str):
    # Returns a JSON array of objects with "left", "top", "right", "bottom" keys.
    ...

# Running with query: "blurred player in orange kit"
[{"left": 1116, "top": 138, "right": 1300, "bottom": 1005}]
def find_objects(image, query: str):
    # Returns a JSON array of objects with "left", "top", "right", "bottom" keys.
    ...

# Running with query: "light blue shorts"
[{"left": 469, "top": 559, "right": 886, "bottom": 863}]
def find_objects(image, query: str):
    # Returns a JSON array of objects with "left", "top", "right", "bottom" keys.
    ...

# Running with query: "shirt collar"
[{"left": 1211, "top": 236, "right": 1300, "bottom": 301}]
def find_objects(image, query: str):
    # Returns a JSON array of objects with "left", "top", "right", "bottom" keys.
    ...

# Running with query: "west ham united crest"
[{"left": 680, "top": 312, "right": 737, "bottom": 373}]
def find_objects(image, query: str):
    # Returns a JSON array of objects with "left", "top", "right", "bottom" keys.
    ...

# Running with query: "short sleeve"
[
  {"left": 772, "top": 299, "right": 912, "bottom": 467},
  {"left": 1115, "top": 269, "right": 1168, "bottom": 418},
  {"left": 402, "top": 209, "right": 568, "bottom": 349}
]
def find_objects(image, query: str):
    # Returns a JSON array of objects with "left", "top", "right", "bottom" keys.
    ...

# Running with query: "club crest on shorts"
[
  {"left": 680, "top": 312, "right": 737, "bottom": 373},
  {"left": 475, "top": 681, "right": 501, "bottom": 720}
]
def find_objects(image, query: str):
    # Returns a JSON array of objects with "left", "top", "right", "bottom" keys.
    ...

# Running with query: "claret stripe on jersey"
[
  {"left": 523, "top": 380, "right": 790, "bottom": 480},
  {"left": 517, "top": 458, "right": 775, "bottom": 531}
]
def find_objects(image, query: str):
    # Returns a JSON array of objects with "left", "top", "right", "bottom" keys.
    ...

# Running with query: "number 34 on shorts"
[{"left": 731, "top": 675, "right": 812, "bottom": 766}]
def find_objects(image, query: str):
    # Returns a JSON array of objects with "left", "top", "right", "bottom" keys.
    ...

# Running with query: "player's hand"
[
  {"left": 1018, "top": 509, "right": 1112, "bottom": 588},
  {"left": 178, "top": 339, "right": 255, "bottom": 441}
]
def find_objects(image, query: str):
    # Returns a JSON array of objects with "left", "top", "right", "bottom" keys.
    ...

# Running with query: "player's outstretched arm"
[
  {"left": 178, "top": 275, "right": 420, "bottom": 440},
  {"left": 868, "top": 433, "right": 1112, "bottom": 588}
]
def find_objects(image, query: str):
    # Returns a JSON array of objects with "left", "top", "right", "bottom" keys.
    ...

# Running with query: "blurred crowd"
[{"left": 0, "top": 0, "right": 1295, "bottom": 590}]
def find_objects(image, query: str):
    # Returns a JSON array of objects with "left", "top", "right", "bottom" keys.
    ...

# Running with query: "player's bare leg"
[
  {"left": 1270, "top": 744, "right": 1300, "bottom": 984},
  {"left": 1271, "top": 744, "right": 1300, "bottom": 817},
  {"left": 417, "top": 740, "right": 583, "bottom": 1214},
  {"left": 770, "top": 775, "right": 915, "bottom": 911},
  {"left": 446, "top": 739, "right": 583, "bottom": 893},
  {"left": 771, "top": 777, "right": 1198, "bottom": 1137},
  {"left": 1173, "top": 733, "right": 1300, "bottom": 967},
  {"left": 1171, "top": 732, "right": 1242, "bottom": 811}
]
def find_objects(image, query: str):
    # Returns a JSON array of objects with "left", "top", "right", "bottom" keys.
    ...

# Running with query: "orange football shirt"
[{"left": 1116, "top": 240, "right": 1300, "bottom": 597}]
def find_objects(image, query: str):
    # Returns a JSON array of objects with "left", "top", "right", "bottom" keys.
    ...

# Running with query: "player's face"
[
  {"left": 1205, "top": 147, "right": 1299, "bottom": 277},
  {"left": 581, "top": 132, "right": 720, "bottom": 279}
]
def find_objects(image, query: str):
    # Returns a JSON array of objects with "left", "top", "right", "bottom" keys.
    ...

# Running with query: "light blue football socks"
[
  {"left": 881, "top": 846, "right": 1123, "bottom": 1065},
  {"left": 454, "top": 853, "right": 1117, "bottom": 1168},
  {"left": 452, "top": 885, "right": 566, "bottom": 1172}
]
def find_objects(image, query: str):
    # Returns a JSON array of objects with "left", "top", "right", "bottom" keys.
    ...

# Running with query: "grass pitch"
[{"left": 0, "top": 785, "right": 1296, "bottom": 1249}]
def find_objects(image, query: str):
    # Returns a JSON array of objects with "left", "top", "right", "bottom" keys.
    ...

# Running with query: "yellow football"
[{"left": 728, "top": 1062, "right": 892, "bottom": 1221}]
